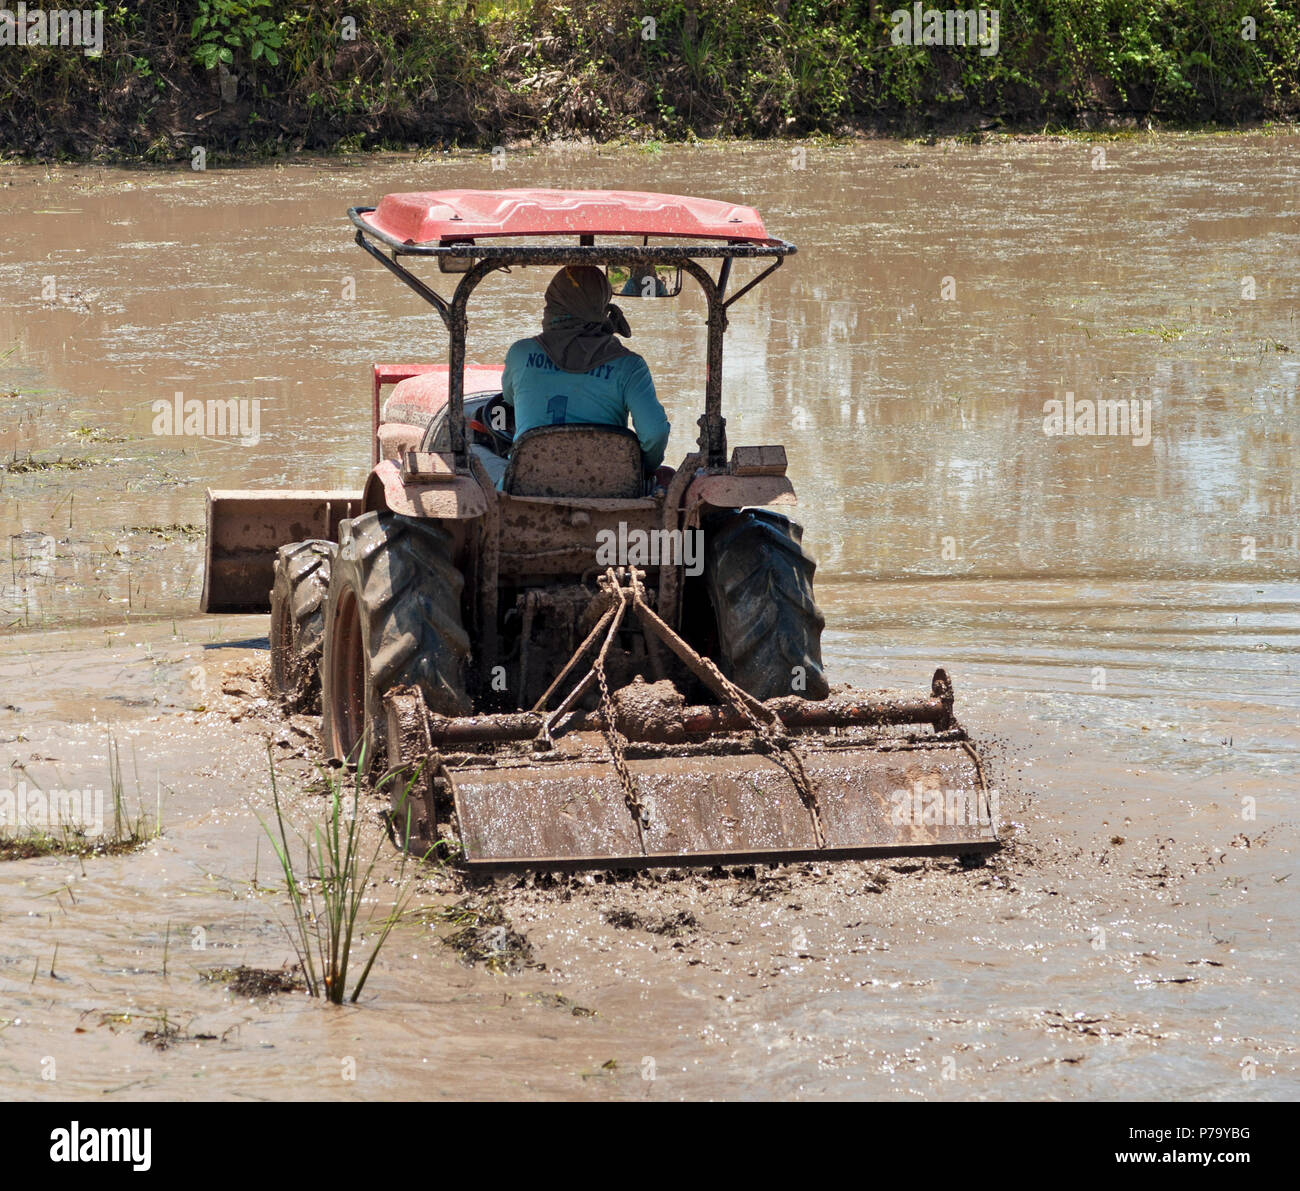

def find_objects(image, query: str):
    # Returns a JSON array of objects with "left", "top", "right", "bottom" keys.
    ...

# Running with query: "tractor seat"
[{"left": 502, "top": 424, "right": 644, "bottom": 498}]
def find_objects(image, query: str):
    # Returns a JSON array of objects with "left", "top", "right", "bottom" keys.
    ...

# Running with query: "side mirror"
[{"left": 607, "top": 264, "right": 682, "bottom": 298}]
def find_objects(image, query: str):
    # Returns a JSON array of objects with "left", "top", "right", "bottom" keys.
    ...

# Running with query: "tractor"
[{"left": 202, "top": 189, "right": 996, "bottom": 870}]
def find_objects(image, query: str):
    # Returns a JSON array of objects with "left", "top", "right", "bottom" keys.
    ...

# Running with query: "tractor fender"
[
  {"left": 682, "top": 473, "right": 797, "bottom": 525},
  {"left": 364, "top": 458, "right": 488, "bottom": 520}
]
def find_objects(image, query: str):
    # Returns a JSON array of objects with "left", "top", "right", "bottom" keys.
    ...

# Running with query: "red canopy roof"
[{"left": 359, "top": 189, "right": 771, "bottom": 246}]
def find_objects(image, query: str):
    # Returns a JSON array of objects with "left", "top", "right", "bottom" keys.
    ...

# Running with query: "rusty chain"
[
  {"left": 607, "top": 566, "right": 825, "bottom": 846},
  {"left": 534, "top": 569, "right": 647, "bottom": 831},
  {"left": 592, "top": 570, "right": 648, "bottom": 832},
  {"left": 534, "top": 566, "right": 824, "bottom": 847}
]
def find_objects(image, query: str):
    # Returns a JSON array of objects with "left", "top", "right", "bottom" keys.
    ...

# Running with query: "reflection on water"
[{"left": 1, "top": 139, "right": 1295, "bottom": 601}]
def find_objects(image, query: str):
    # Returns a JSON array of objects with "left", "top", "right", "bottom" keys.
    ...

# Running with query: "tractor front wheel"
[
  {"left": 320, "top": 512, "right": 471, "bottom": 771},
  {"left": 269, "top": 540, "right": 336, "bottom": 712}
]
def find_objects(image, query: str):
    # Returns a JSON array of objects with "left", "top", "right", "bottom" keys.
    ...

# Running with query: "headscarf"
[{"left": 534, "top": 266, "right": 632, "bottom": 374}]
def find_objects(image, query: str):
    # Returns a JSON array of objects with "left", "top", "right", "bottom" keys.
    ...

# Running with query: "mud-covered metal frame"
[{"left": 349, "top": 206, "right": 797, "bottom": 470}]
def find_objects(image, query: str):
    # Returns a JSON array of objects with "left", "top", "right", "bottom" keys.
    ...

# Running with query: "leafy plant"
[
  {"left": 191, "top": 0, "right": 283, "bottom": 70},
  {"left": 3, "top": 0, "right": 1300, "bottom": 158}
]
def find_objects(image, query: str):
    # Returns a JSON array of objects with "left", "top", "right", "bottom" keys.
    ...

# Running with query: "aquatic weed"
[{"left": 260, "top": 744, "right": 424, "bottom": 1004}]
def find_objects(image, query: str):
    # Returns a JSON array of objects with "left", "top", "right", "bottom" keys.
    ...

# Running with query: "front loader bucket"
[
  {"left": 385, "top": 675, "right": 998, "bottom": 872},
  {"left": 201, "top": 488, "right": 361, "bottom": 613}
]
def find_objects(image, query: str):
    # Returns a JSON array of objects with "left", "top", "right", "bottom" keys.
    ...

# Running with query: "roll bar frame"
[{"left": 349, "top": 207, "right": 796, "bottom": 470}]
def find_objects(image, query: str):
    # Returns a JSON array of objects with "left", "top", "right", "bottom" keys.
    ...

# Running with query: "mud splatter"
[
  {"left": 433, "top": 896, "right": 536, "bottom": 973},
  {"left": 201, "top": 965, "right": 304, "bottom": 998}
]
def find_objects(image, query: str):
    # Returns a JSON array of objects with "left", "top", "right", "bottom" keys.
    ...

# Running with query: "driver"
[{"left": 500, "top": 266, "right": 670, "bottom": 485}]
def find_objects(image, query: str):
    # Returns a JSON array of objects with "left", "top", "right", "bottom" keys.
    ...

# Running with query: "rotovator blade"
[{"left": 381, "top": 569, "right": 997, "bottom": 871}]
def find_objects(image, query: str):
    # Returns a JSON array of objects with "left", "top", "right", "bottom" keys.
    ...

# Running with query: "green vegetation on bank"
[{"left": 1, "top": 1, "right": 1297, "bottom": 160}]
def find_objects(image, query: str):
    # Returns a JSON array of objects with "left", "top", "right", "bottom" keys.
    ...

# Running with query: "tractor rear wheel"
[
  {"left": 702, "top": 508, "right": 829, "bottom": 702},
  {"left": 321, "top": 512, "right": 471, "bottom": 771},
  {"left": 269, "top": 540, "right": 336, "bottom": 711}
]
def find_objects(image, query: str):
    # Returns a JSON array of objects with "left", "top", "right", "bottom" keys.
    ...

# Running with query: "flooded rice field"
[{"left": 0, "top": 135, "right": 1296, "bottom": 1099}]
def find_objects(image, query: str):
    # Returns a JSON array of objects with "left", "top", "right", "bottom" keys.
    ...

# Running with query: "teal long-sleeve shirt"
[{"left": 501, "top": 339, "right": 670, "bottom": 472}]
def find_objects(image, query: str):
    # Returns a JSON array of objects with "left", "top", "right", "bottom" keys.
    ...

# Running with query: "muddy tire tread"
[
  {"left": 322, "top": 511, "right": 470, "bottom": 766},
  {"left": 703, "top": 508, "right": 829, "bottom": 701},
  {"left": 269, "top": 539, "right": 336, "bottom": 710}
]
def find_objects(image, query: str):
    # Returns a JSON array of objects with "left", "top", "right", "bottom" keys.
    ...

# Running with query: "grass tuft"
[
  {"left": 259, "top": 743, "right": 423, "bottom": 1004},
  {"left": 0, "top": 735, "right": 161, "bottom": 861}
]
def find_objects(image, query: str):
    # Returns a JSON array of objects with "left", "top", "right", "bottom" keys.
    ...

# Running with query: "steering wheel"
[{"left": 469, "top": 393, "right": 514, "bottom": 451}]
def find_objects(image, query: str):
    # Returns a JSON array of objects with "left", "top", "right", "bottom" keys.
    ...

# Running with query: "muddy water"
[{"left": 0, "top": 136, "right": 1296, "bottom": 1099}]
